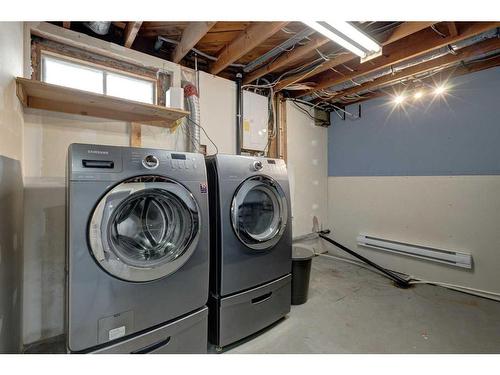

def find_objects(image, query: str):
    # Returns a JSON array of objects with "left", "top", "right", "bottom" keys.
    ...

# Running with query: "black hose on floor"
[{"left": 317, "top": 230, "right": 410, "bottom": 289}]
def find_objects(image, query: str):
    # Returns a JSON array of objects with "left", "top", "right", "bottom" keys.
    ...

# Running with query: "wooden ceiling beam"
[
  {"left": 124, "top": 21, "right": 143, "bottom": 48},
  {"left": 171, "top": 22, "right": 216, "bottom": 63},
  {"left": 447, "top": 22, "right": 459, "bottom": 37},
  {"left": 243, "top": 33, "right": 330, "bottom": 84},
  {"left": 339, "top": 54, "right": 500, "bottom": 106},
  {"left": 324, "top": 36, "right": 500, "bottom": 103},
  {"left": 275, "top": 22, "right": 436, "bottom": 91},
  {"left": 209, "top": 22, "right": 289, "bottom": 75},
  {"left": 297, "top": 21, "right": 500, "bottom": 98},
  {"left": 274, "top": 53, "right": 353, "bottom": 91},
  {"left": 382, "top": 21, "right": 436, "bottom": 45}
]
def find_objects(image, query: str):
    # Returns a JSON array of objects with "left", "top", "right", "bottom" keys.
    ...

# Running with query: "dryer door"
[
  {"left": 231, "top": 175, "right": 288, "bottom": 251},
  {"left": 89, "top": 176, "right": 200, "bottom": 282}
]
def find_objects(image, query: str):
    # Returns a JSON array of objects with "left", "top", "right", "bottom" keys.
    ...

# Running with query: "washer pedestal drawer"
[
  {"left": 214, "top": 274, "right": 291, "bottom": 348},
  {"left": 90, "top": 307, "right": 208, "bottom": 354}
]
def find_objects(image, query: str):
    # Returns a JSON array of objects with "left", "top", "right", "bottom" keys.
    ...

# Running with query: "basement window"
[{"left": 41, "top": 53, "right": 156, "bottom": 104}]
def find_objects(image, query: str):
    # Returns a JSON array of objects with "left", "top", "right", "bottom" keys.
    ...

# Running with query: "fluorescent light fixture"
[
  {"left": 304, "top": 21, "right": 382, "bottom": 59},
  {"left": 328, "top": 21, "right": 381, "bottom": 53},
  {"left": 304, "top": 21, "right": 365, "bottom": 57}
]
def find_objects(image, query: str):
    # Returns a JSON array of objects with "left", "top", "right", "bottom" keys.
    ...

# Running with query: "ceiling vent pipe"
[{"left": 83, "top": 22, "right": 112, "bottom": 35}]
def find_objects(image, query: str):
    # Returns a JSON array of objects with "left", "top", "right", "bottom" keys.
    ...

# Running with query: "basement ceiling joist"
[
  {"left": 294, "top": 22, "right": 500, "bottom": 98},
  {"left": 338, "top": 53, "right": 500, "bottom": 106},
  {"left": 273, "top": 22, "right": 436, "bottom": 91},
  {"left": 209, "top": 22, "right": 289, "bottom": 74},
  {"left": 171, "top": 21, "right": 216, "bottom": 63},
  {"left": 124, "top": 21, "right": 143, "bottom": 48},
  {"left": 50, "top": 21, "right": 500, "bottom": 108},
  {"left": 324, "top": 37, "right": 500, "bottom": 104}
]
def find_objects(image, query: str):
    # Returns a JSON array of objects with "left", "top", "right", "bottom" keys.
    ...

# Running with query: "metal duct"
[
  {"left": 184, "top": 84, "right": 201, "bottom": 153},
  {"left": 83, "top": 22, "right": 112, "bottom": 35},
  {"left": 243, "top": 28, "right": 316, "bottom": 73}
]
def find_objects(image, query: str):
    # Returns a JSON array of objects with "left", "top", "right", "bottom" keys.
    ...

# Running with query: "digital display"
[
  {"left": 267, "top": 160, "right": 276, "bottom": 164},
  {"left": 171, "top": 153, "right": 187, "bottom": 160}
]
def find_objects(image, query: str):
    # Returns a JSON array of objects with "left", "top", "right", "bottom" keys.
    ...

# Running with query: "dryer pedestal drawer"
[
  {"left": 218, "top": 274, "right": 291, "bottom": 347},
  {"left": 91, "top": 307, "right": 208, "bottom": 354}
]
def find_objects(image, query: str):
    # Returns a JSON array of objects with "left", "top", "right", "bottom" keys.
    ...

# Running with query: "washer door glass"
[
  {"left": 231, "top": 176, "right": 288, "bottom": 250},
  {"left": 89, "top": 176, "right": 200, "bottom": 282}
]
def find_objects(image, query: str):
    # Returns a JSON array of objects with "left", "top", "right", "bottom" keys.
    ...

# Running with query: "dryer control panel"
[{"left": 248, "top": 157, "right": 286, "bottom": 175}]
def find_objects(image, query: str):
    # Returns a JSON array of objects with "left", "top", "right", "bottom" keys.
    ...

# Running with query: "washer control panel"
[{"left": 69, "top": 144, "right": 206, "bottom": 182}]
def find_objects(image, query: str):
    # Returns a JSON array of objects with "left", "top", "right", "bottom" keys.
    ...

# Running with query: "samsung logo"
[{"left": 88, "top": 150, "right": 109, "bottom": 155}]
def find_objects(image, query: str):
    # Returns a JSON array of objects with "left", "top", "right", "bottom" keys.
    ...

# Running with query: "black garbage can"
[{"left": 291, "top": 247, "right": 315, "bottom": 305}]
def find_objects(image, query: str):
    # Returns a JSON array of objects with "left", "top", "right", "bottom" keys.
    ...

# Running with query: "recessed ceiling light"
[
  {"left": 414, "top": 91, "right": 423, "bottom": 99},
  {"left": 434, "top": 85, "right": 447, "bottom": 95},
  {"left": 393, "top": 94, "right": 405, "bottom": 104}
]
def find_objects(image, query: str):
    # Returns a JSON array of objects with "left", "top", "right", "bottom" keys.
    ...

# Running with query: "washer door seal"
[{"left": 88, "top": 176, "right": 200, "bottom": 282}]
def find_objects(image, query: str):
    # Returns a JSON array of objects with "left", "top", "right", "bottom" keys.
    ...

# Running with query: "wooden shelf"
[{"left": 15, "top": 77, "right": 188, "bottom": 128}]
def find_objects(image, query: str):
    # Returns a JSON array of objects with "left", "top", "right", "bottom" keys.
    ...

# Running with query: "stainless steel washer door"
[
  {"left": 89, "top": 176, "right": 200, "bottom": 282},
  {"left": 231, "top": 175, "right": 288, "bottom": 251}
]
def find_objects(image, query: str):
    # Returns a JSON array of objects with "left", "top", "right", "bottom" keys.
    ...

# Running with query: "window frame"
[{"left": 40, "top": 50, "right": 158, "bottom": 105}]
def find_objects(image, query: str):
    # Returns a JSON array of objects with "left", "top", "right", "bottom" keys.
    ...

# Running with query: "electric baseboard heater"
[{"left": 356, "top": 234, "right": 472, "bottom": 269}]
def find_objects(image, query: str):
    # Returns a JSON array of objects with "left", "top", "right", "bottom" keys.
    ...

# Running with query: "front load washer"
[
  {"left": 66, "top": 144, "right": 209, "bottom": 353},
  {"left": 205, "top": 154, "right": 292, "bottom": 349}
]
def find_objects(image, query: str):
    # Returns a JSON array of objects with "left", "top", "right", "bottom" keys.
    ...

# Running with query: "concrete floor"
[
  {"left": 25, "top": 255, "right": 500, "bottom": 354},
  {"left": 228, "top": 256, "right": 500, "bottom": 354}
]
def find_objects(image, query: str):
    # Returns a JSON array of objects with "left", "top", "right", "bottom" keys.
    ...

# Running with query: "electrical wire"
[
  {"left": 318, "top": 250, "right": 500, "bottom": 301},
  {"left": 289, "top": 100, "right": 330, "bottom": 127},
  {"left": 431, "top": 24, "right": 447, "bottom": 38},
  {"left": 407, "top": 279, "right": 500, "bottom": 301},
  {"left": 312, "top": 232, "right": 500, "bottom": 300},
  {"left": 185, "top": 117, "right": 219, "bottom": 155},
  {"left": 318, "top": 232, "right": 410, "bottom": 288}
]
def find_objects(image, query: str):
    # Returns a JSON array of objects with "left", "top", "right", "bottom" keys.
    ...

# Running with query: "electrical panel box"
[{"left": 242, "top": 90, "right": 269, "bottom": 152}]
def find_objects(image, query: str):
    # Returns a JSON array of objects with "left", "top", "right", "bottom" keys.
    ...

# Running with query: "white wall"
[
  {"left": 327, "top": 176, "right": 500, "bottom": 298},
  {"left": 21, "top": 32, "right": 237, "bottom": 345},
  {"left": 199, "top": 71, "right": 236, "bottom": 155},
  {"left": 0, "top": 23, "right": 24, "bottom": 162},
  {"left": 0, "top": 22, "right": 24, "bottom": 353},
  {"left": 286, "top": 101, "right": 329, "bottom": 253}
]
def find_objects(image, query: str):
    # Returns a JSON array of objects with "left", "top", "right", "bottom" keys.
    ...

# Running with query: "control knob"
[
  {"left": 142, "top": 155, "right": 159, "bottom": 169},
  {"left": 252, "top": 160, "right": 263, "bottom": 171}
]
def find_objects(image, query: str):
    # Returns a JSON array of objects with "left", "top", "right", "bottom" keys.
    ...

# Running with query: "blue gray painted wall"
[{"left": 328, "top": 67, "right": 500, "bottom": 176}]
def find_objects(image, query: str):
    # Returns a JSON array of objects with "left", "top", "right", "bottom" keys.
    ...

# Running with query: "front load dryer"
[
  {"left": 205, "top": 154, "right": 292, "bottom": 349},
  {"left": 66, "top": 144, "right": 209, "bottom": 353}
]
